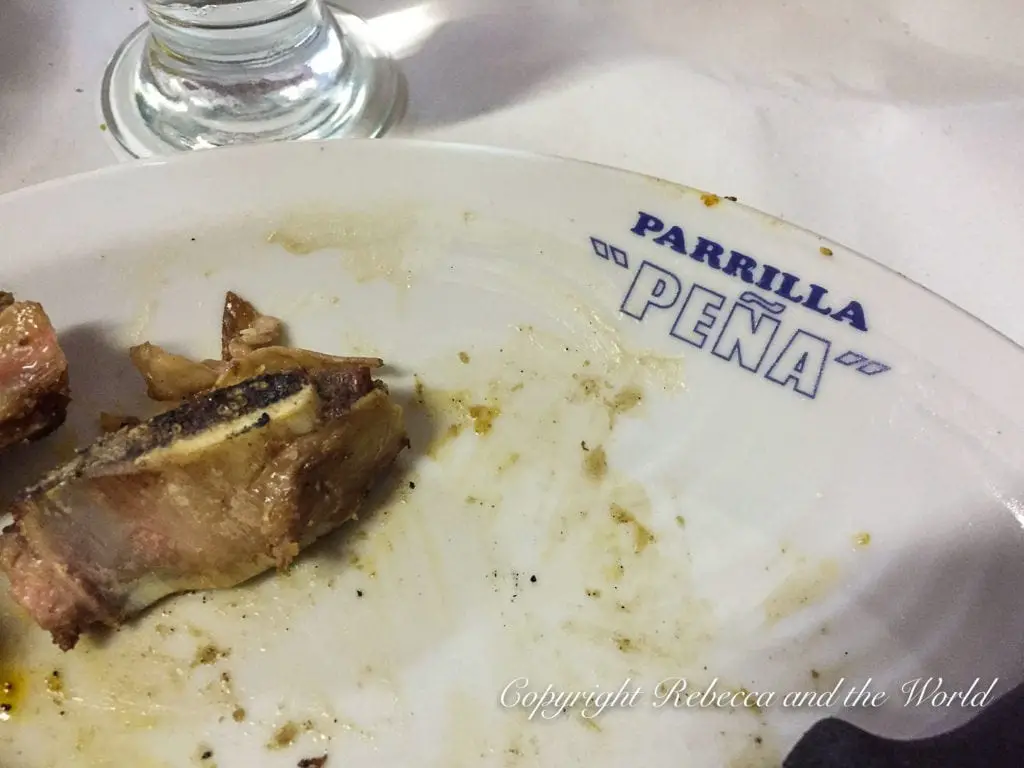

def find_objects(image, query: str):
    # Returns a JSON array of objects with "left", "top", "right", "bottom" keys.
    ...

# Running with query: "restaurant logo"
[{"left": 588, "top": 210, "right": 891, "bottom": 401}]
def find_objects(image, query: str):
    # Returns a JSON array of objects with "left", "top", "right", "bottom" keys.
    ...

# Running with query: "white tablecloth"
[{"left": 2, "top": 0, "right": 1023, "bottom": 345}]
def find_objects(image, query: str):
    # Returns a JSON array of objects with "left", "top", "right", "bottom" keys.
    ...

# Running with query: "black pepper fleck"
[
  {"left": 530, "top": 575, "right": 537, "bottom": 583},
  {"left": 356, "top": 590, "right": 364, "bottom": 597}
]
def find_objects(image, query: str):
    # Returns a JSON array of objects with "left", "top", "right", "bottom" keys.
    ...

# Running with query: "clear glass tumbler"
[{"left": 101, "top": 1, "right": 403, "bottom": 159}]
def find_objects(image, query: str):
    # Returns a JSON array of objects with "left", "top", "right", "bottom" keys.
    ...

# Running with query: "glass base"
[{"left": 100, "top": 7, "right": 405, "bottom": 160}]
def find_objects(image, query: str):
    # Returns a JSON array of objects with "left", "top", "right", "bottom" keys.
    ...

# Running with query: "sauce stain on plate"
[
  {"left": 266, "top": 206, "right": 420, "bottom": 287},
  {"left": 763, "top": 558, "right": 841, "bottom": 626}
]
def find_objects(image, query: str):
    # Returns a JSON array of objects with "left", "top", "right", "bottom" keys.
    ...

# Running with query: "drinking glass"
[{"left": 101, "top": 1, "right": 404, "bottom": 159}]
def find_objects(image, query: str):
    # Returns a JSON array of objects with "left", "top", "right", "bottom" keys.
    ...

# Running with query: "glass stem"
[
  {"left": 101, "top": 1, "right": 402, "bottom": 157},
  {"left": 144, "top": 0, "right": 328, "bottom": 65}
]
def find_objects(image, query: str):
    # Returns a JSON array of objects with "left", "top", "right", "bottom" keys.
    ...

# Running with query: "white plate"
[{"left": 1, "top": 140, "right": 1023, "bottom": 767}]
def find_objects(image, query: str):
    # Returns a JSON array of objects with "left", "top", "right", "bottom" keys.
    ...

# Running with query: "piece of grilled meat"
[
  {"left": 0, "top": 368, "right": 408, "bottom": 650},
  {"left": 0, "top": 292, "right": 408, "bottom": 650},
  {"left": 0, "top": 292, "right": 70, "bottom": 452},
  {"left": 128, "top": 291, "right": 383, "bottom": 402}
]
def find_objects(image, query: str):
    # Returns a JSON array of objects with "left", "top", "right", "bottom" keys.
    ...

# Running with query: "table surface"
[{"left": 2, "top": 0, "right": 1023, "bottom": 345}]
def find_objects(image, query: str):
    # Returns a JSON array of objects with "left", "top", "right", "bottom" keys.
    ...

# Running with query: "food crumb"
[
  {"left": 458, "top": 351, "right": 470, "bottom": 364},
  {"left": 193, "top": 644, "right": 230, "bottom": 666},
  {"left": 853, "top": 532, "right": 872, "bottom": 548},
  {"left": 610, "top": 503, "right": 656, "bottom": 553},
  {"left": 298, "top": 757, "right": 328, "bottom": 768},
  {"left": 576, "top": 376, "right": 602, "bottom": 400},
  {"left": 675, "top": 515, "right": 686, "bottom": 528},
  {"left": 232, "top": 707, "right": 246, "bottom": 722},
  {"left": 613, "top": 634, "right": 637, "bottom": 653},
  {"left": 583, "top": 445, "right": 607, "bottom": 480},
  {"left": 819, "top": 246, "right": 834, "bottom": 256},
  {"left": 497, "top": 452, "right": 520, "bottom": 473},
  {"left": 700, "top": 192, "right": 721, "bottom": 207},
  {"left": 608, "top": 387, "right": 642, "bottom": 416},
  {"left": 46, "top": 670, "right": 63, "bottom": 695},
  {"left": 468, "top": 404, "right": 500, "bottom": 435},
  {"left": 269, "top": 722, "right": 300, "bottom": 750},
  {"left": 811, "top": 669, "right": 820, "bottom": 679}
]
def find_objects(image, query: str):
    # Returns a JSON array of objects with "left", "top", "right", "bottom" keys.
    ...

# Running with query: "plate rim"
[{"left": 2, "top": 136, "right": 1021, "bottom": 361}]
